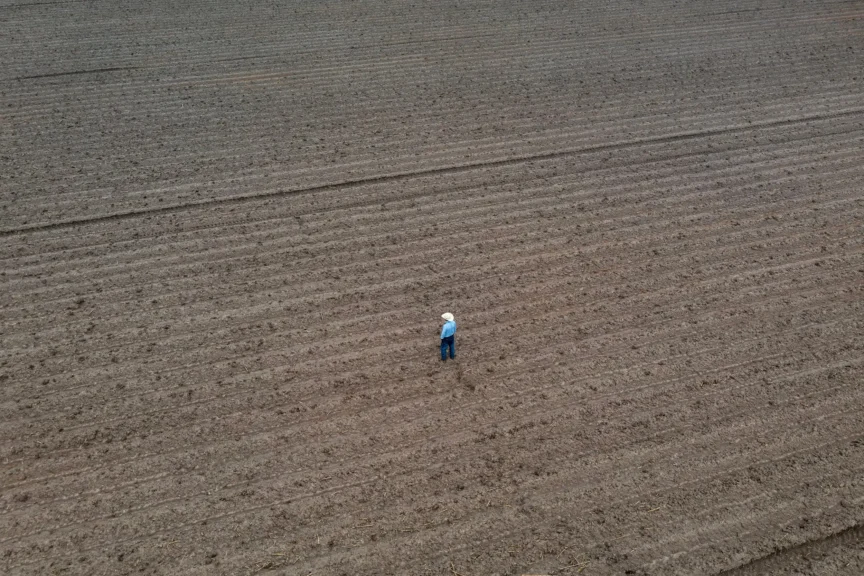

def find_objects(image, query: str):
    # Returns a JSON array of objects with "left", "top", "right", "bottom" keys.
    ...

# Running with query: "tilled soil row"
[
  {"left": 2, "top": 240, "right": 859, "bottom": 460},
  {"left": 5, "top": 355, "right": 862, "bottom": 571},
  {"left": 3, "top": 123, "right": 861, "bottom": 294},
  {"left": 4, "top": 100, "right": 861, "bottom": 231},
  {"left": 3, "top": 114, "right": 859, "bottom": 263},
  {"left": 2, "top": 304, "right": 857, "bottom": 515}
]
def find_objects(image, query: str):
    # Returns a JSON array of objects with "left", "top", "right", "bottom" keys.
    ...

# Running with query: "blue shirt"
[{"left": 441, "top": 320, "right": 456, "bottom": 339}]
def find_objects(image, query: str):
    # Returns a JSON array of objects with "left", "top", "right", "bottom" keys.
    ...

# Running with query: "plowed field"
[{"left": 1, "top": 1, "right": 863, "bottom": 575}]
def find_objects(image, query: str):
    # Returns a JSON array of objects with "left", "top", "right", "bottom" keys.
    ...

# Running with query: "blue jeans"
[{"left": 441, "top": 335, "right": 455, "bottom": 360}]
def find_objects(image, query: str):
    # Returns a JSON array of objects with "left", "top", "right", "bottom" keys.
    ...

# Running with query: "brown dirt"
[{"left": 1, "top": 1, "right": 863, "bottom": 575}]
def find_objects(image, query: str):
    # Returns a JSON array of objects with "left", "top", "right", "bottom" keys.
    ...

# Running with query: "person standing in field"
[{"left": 440, "top": 312, "right": 456, "bottom": 361}]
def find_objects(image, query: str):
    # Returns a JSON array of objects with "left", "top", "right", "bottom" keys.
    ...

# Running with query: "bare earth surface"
[{"left": 1, "top": 1, "right": 863, "bottom": 575}]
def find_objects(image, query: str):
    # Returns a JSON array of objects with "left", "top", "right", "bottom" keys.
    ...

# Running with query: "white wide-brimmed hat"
[{"left": 441, "top": 312, "right": 454, "bottom": 322}]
